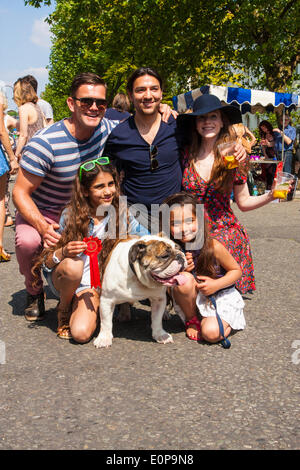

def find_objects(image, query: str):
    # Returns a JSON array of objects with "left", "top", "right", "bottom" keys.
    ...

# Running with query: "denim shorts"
[
  {"left": 42, "top": 268, "right": 93, "bottom": 300},
  {"left": 43, "top": 268, "right": 60, "bottom": 300}
]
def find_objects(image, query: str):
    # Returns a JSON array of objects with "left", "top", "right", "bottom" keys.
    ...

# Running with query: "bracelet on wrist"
[{"left": 52, "top": 251, "right": 61, "bottom": 265}]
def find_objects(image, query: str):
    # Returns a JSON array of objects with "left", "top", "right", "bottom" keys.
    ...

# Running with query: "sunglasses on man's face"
[
  {"left": 79, "top": 156, "right": 110, "bottom": 182},
  {"left": 150, "top": 145, "right": 159, "bottom": 172},
  {"left": 73, "top": 97, "right": 108, "bottom": 109}
]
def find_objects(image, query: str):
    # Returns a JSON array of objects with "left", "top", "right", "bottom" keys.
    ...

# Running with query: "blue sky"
[{"left": 0, "top": 0, "right": 54, "bottom": 111}]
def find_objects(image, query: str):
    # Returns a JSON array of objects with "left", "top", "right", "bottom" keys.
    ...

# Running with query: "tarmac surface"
[{"left": 0, "top": 186, "right": 299, "bottom": 451}]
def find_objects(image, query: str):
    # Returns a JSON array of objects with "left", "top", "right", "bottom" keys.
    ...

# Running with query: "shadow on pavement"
[{"left": 9, "top": 287, "right": 58, "bottom": 334}]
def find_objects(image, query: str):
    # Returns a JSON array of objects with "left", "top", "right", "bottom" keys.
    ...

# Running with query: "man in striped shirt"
[{"left": 12, "top": 72, "right": 119, "bottom": 321}]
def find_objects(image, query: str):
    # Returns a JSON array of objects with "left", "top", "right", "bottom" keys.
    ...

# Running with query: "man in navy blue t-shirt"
[{"left": 104, "top": 67, "right": 184, "bottom": 230}]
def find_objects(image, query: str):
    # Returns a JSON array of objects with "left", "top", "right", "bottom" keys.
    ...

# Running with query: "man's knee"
[
  {"left": 15, "top": 217, "right": 42, "bottom": 258},
  {"left": 15, "top": 231, "right": 42, "bottom": 256}
]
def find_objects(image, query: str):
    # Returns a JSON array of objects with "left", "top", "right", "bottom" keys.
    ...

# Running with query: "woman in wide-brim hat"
[{"left": 177, "top": 93, "right": 276, "bottom": 302}]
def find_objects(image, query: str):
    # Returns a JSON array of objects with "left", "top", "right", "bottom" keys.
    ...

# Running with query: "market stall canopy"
[{"left": 172, "top": 85, "right": 300, "bottom": 115}]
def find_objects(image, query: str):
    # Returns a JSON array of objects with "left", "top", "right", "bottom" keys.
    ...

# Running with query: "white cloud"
[
  {"left": 30, "top": 17, "right": 51, "bottom": 48},
  {"left": 22, "top": 67, "right": 49, "bottom": 79}
]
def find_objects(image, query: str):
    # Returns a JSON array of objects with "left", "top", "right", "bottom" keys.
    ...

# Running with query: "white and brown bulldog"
[{"left": 93, "top": 235, "right": 187, "bottom": 348}]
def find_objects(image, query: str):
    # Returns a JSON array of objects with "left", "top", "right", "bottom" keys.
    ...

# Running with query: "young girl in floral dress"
[{"left": 177, "top": 94, "right": 276, "bottom": 294}]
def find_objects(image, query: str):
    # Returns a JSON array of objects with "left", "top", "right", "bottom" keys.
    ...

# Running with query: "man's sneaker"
[{"left": 24, "top": 291, "right": 45, "bottom": 321}]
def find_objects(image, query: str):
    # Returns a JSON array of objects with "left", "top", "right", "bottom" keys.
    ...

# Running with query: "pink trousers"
[{"left": 15, "top": 210, "right": 60, "bottom": 295}]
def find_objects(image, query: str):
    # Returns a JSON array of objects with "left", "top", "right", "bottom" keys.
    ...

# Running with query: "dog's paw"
[
  {"left": 153, "top": 331, "right": 174, "bottom": 344},
  {"left": 93, "top": 333, "right": 113, "bottom": 349}
]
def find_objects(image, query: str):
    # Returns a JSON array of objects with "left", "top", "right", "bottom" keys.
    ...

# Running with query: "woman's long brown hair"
[
  {"left": 187, "top": 111, "right": 249, "bottom": 194},
  {"left": 31, "top": 162, "right": 128, "bottom": 287},
  {"left": 161, "top": 192, "right": 218, "bottom": 278}
]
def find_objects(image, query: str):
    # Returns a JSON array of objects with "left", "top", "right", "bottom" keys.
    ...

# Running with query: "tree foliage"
[
  {"left": 25, "top": 0, "right": 300, "bottom": 120},
  {"left": 221, "top": 0, "right": 300, "bottom": 92}
]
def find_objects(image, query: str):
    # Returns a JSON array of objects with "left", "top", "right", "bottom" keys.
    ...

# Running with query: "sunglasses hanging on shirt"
[{"left": 150, "top": 145, "right": 159, "bottom": 172}]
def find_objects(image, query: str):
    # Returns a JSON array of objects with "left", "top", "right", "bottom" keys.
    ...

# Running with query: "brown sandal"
[{"left": 57, "top": 303, "right": 72, "bottom": 340}]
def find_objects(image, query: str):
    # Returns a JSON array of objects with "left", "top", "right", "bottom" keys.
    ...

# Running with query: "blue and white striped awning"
[{"left": 173, "top": 85, "right": 300, "bottom": 114}]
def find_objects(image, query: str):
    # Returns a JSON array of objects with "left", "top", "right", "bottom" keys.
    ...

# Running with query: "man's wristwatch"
[{"left": 52, "top": 251, "right": 61, "bottom": 264}]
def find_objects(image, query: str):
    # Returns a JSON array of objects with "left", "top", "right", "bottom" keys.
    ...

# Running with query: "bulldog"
[{"left": 93, "top": 235, "right": 187, "bottom": 348}]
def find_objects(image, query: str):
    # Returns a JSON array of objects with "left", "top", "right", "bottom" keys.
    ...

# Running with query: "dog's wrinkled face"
[{"left": 128, "top": 237, "right": 187, "bottom": 287}]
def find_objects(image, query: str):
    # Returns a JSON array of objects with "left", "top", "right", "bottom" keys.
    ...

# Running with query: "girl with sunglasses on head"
[{"left": 32, "top": 157, "right": 148, "bottom": 342}]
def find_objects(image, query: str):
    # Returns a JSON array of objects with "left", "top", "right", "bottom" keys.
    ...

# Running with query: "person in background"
[
  {"left": 13, "top": 79, "right": 46, "bottom": 160},
  {"left": 259, "top": 120, "right": 277, "bottom": 189},
  {"left": 2, "top": 103, "right": 19, "bottom": 227},
  {"left": 0, "top": 85, "right": 18, "bottom": 261},
  {"left": 21, "top": 75, "right": 54, "bottom": 125},
  {"left": 105, "top": 92, "right": 131, "bottom": 121},
  {"left": 4, "top": 112, "right": 18, "bottom": 134},
  {"left": 274, "top": 113, "right": 296, "bottom": 174},
  {"left": 232, "top": 122, "right": 256, "bottom": 154}
]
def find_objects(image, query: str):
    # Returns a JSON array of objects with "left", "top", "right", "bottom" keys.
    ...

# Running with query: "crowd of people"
[{"left": 0, "top": 68, "right": 298, "bottom": 347}]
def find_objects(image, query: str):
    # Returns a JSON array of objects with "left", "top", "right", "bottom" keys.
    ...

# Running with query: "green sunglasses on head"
[{"left": 79, "top": 156, "right": 110, "bottom": 182}]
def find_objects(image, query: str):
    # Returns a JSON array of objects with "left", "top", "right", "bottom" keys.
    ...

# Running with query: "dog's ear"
[{"left": 128, "top": 241, "right": 147, "bottom": 264}]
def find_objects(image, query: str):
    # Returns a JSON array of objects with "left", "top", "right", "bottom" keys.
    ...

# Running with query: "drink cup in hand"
[
  {"left": 273, "top": 172, "right": 297, "bottom": 201},
  {"left": 218, "top": 141, "right": 239, "bottom": 169}
]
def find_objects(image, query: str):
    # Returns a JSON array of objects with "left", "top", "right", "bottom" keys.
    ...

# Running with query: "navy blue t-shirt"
[
  {"left": 105, "top": 108, "right": 131, "bottom": 121},
  {"left": 104, "top": 115, "right": 184, "bottom": 208}
]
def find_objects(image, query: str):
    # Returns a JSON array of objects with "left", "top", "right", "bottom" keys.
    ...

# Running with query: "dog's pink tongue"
[{"left": 173, "top": 273, "right": 187, "bottom": 286}]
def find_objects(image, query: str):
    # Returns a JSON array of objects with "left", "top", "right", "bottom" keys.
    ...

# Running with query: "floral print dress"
[{"left": 182, "top": 153, "right": 255, "bottom": 294}]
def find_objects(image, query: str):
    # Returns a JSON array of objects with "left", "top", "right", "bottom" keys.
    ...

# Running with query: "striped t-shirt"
[{"left": 20, "top": 117, "right": 119, "bottom": 215}]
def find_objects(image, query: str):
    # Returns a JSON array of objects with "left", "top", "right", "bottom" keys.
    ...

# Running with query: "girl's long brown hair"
[
  {"left": 161, "top": 192, "right": 218, "bottom": 278},
  {"left": 187, "top": 110, "right": 248, "bottom": 194},
  {"left": 32, "top": 161, "right": 129, "bottom": 287}
]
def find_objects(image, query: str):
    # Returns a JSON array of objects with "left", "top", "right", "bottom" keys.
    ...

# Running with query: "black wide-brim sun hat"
[{"left": 177, "top": 94, "right": 242, "bottom": 133}]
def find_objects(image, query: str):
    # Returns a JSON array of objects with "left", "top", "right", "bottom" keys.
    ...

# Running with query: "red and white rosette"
[{"left": 83, "top": 236, "right": 102, "bottom": 288}]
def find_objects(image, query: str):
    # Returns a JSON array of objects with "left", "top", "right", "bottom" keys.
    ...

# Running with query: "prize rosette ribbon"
[{"left": 83, "top": 236, "right": 102, "bottom": 288}]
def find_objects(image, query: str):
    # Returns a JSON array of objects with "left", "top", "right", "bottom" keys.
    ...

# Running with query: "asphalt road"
[{"left": 0, "top": 191, "right": 299, "bottom": 451}]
